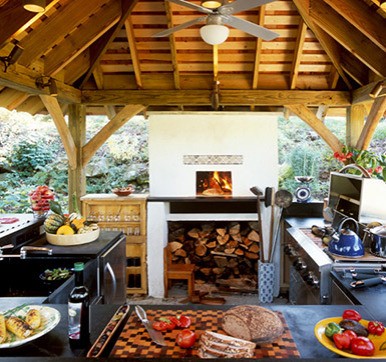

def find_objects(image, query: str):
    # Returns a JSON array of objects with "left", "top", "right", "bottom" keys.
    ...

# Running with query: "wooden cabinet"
[{"left": 81, "top": 194, "right": 148, "bottom": 295}]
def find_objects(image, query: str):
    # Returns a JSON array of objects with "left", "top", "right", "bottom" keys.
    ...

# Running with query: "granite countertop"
[{"left": 0, "top": 301, "right": 379, "bottom": 361}]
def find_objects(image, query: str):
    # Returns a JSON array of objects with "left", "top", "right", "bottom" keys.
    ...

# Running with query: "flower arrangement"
[
  {"left": 28, "top": 185, "right": 55, "bottom": 217},
  {"left": 333, "top": 146, "right": 386, "bottom": 181}
]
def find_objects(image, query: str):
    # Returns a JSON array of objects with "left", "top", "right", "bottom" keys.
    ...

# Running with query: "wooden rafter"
[
  {"left": 164, "top": 0, "right": 181, "bottom": 90},
  {"left": 356, "top": 96, "right": 386, "bottom": 150},
  {"left": 289, "top": 19, "right": 307, "bottom": 89},
  {"left": 18, "top": 0, "right": 111, "bottom": 67},
  {"left": 125, "top": 18, "right": 143, "bottom": 89},
  {"left": 292, "top": 0, "right": 353, "bottom": 89},
  {"left": 285, "top": 104, "right": 343, "bottom": 152},
  {"left": 39, "top": 94, "right": 77, "bottom": 169},
  {"left": 82, "top": 104, "right": 146, "bottom": 166},
  {"left": 251, "top": 5, "right": 265, "bottom": 89},
  {"left": 352, "top": 79, "right": 386, "bottom": 104},
  {"left": 309, "top": 0, "right": 385, "bottom": 77},
  {"left": 323, "top": 0, "right": 386, "bottom": 52},
  {"left": 44, "top": 1, "right": 120, "bottom": 76},
  {"left": 79, "top": 0, "right": 139, "bottom": 88},
  {"left": 0, "top": 88, "right": 29, "bottom": 110}
]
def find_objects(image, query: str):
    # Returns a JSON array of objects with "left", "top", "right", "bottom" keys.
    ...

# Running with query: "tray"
[{"left": 110, "top": 308, "right": 300, "bottom": 359}]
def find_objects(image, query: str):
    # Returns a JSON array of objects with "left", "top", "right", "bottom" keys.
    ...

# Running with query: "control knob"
[
  {"left": 284, "top": 244, "right": 298, "bottom": 258},
  {"left": 305, "top": 271, "right": 320, "bottom": 288},
  {"left": 293, "top": 257, "right": 307, "bottom": 271}
]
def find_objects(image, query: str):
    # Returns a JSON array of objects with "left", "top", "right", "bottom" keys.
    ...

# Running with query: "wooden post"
[
  {"left": 68, "top": 104, "right": 86, "bottom": 212},
  {"left": 346, "top": 105, "right": 366, "bottom": 147}
]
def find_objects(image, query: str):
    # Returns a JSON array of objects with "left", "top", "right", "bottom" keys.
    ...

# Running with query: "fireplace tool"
[{"left": 250, "top": 186, "right": 265, "bottom": 262}]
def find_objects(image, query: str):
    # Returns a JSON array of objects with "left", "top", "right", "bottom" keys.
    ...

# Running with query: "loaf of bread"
[
  {"left": 198, "top": 330, "right": 256, "bottom": 358},
  {"left": 221, "top": 305, "right": 283, "bottom": 343}
]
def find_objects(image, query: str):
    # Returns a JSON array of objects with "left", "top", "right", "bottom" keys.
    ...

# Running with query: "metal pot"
[
  {"left": 328, "top": 218, "right": 364, "bottom": 257},
  {"left": 368, "top": 225, "right": 386, "bottom": 258}
]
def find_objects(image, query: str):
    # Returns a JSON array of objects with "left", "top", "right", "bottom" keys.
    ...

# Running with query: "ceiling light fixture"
[
  {"left": 199, "top": 14, "right": 229, "bottom": 45},
  {"left": 201, "top": 1, "right": 223, "bottom": 9},
  {"left": 36, "top": 76, "right": 58, "bottom": 96},
  {"left": 0, "top": 43, "right": 24, "bottom": 72},
  {"left": 380, "top": 0, "right": 386, "bottom": 10},
  {"left": 22, "top": 0, "right": 46, "bottom": 13}
]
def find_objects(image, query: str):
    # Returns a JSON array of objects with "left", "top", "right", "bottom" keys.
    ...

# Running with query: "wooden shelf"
[{"left": 81, "top": 194, "right": 148, "bottom": 295}]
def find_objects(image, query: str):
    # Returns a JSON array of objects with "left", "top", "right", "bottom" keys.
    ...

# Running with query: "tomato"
[
  {"left": 368, "top": 321, "right": 385, "bottom": 336},
  {"left": 152, "top": 321, "right": 168, "bottom": 331},
  {"left": 351, "top": 336, "right": 375, "bottom": 356},
  {"left": 159, "top": 317, "right": 176, "bottom": 330},
  {"left": 342, "top": 309, "right": 362, "bottom": 322},
  {"left": 176, "top": 329, "right": 197, "bottom": 349},
  {"left": 178, "top": 315, "right": 191, "bottom": 328},
  {"left": 333, "top": 333, "right": 351, "bottom": 350},
  {"left": 168, "top": 316, "right": 181, "bottom": 328}
]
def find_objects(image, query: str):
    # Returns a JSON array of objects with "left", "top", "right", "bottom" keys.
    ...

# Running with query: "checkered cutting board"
[{"left": 110, "top": 309, "right": 300, "bottom": 359}]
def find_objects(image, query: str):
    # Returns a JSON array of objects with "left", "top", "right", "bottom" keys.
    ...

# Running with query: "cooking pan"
[{"left": 367, "top": 225, "right": 386, "bottom": 258}]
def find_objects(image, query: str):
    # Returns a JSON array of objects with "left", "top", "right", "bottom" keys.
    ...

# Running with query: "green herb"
[{"left": 3, "top": 304, "right": 28, "bottom": 317}]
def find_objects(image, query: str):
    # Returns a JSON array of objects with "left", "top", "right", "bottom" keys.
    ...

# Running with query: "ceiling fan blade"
[
  {"left": 223, "top": 15, "right": 279, "bottom": 41},
  {"left": 220, "top": 0, "right": 276, "bottom": 15},
  {"left": 166, "top": 0, "right": 212, "bottom": 14},
  {"left": 153, "top": 16, "right": 207, "bottom": 37}
]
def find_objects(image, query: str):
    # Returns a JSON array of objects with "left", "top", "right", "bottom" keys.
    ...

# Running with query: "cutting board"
[{"left": 110, "top": 309, "right": 300, "bottom": 359}]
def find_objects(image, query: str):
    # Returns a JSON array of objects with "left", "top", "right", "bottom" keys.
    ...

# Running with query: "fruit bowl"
[
  {"left": 112, "top": 186, "right": 134, "bottom": 197},
  {"left": 46, "top": 228, "right": 100, "bottom": 246}
]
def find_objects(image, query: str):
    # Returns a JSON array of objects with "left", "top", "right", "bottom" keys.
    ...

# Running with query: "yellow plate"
[{"left": 314, "top": 317, "right": 386, "bottom": 359}]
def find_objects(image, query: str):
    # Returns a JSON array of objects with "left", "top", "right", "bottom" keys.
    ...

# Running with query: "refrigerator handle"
[{"left": 105, "top": 262, "right": 117, "bottom": 299}]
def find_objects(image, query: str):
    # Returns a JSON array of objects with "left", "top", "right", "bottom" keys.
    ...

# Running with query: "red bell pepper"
[
  {"left": 368, "top": 321, "right": 385, "bottom": 336},
  {"left": 342, "top": 309, "right": 362, "bottom": 322},
  {"left": 350, "top": 336, "right": 375, "bottom": 356},
  {"left": 333, "top": 332, "right": 351, "bottom": 350}
]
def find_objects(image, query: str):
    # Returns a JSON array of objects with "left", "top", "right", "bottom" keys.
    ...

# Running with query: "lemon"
[{"left": 56, "top": 225, "right": 75, "bottom": 235}]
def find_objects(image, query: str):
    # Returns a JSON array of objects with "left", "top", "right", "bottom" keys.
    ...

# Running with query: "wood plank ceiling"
[{"left": 0, "top": 0, "right": 385, "bottom": 117}]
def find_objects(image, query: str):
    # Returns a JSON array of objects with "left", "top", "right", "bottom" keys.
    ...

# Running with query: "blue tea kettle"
[{"left": 328, "top": 218, "right": 364, "bottom": 257}]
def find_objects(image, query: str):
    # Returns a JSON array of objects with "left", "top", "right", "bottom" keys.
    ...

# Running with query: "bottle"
[{"left": 68, "top": 262, "right": 90, "bottom": 349}]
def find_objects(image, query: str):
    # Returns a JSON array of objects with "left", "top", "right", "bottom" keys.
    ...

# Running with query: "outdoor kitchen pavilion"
[{"left": 0, "top": 0, "right": 385, "bottom": 204}]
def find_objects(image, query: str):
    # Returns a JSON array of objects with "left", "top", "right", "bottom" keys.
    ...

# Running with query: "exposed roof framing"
[{"left": 0, "top": 0, "right": 384, "bottom": 118}]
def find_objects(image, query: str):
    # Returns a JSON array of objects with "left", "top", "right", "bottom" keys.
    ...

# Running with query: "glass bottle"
[{"left": 68, "top": 262, "right": 90, "bottom": 349}]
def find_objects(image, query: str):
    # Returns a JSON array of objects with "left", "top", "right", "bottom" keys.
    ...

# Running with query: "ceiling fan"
[{"left": 153, "top": 0, "right": 280, "bottom": 45}]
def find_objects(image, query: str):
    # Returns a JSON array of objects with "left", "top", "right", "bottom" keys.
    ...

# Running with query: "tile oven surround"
[{"left": 147, "top": 112, "right": 279, "bottom": 297}]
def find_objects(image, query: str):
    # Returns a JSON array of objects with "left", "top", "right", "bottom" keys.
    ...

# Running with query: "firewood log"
[
  {"left": 229, "top": 223, "right": 240, "bottom": 235},
  {"left": 200, "top": 268, "right": 212, "bottom": 276},
  {"left": 235, "top": 248, "right": 245, "bottom": 256},
  {"left": 245, "top": 251, "right": 259, "bottom": 259},
  {"left": 224, "top": 247, "right": 235, "bottom": 254},
  {"left": 247, "top": 230, "right": 260, "bottom": 242},
  {"left": 174, "top": 248, "right": 187, "bottom": 258},
  {"left": 168, "top": 241, "right": 183, "bottom": 253},
  {"left": 211, "top": 251, "right": 238, "bottom": 258},
  {"left": 231, "top": 233, "right": 242, "bottom": 242},
  {"left": 217, "top": 234, "right": 229, "bottom": 245},
  {"left": 216, "top": 228, "right": 227, "bottom": 237},
  {"left": 212, "top": 267, "right": 225, "bottom": 275},
  {"left": 188, "top": 228, "right": 201, "bottom": 239},
  {"left": 243, "top": 236, "right": 253, "bottom": 247},
  {"left": 227, "top": 240, "right": 239, "bottom": 249},
  {"left": 248, "top": 243, "right": 260, "bottom": 254},
  {"left": 195, "top": 244, "right": 207, "bottom": 257},
  {"left": 214, "top": 256, "right": 228, "bottom": 268},
  {"left": 206, "top": 240, "right": 217, "bottom": 249}
]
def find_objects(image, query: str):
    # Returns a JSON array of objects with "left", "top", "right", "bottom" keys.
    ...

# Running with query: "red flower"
[{"left": 375, "top": 166, "right": 383, "bottom": 174}]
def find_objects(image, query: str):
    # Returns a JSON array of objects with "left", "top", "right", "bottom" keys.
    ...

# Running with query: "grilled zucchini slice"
[
  {"left": 26, "top": 309, "right": 41, "bottom": 329},
  {"left": 6, "top": 317, "right": 32, "bottom": 339},
  {"left": 0, "top": 314, "right": 7, "bottom": 343}
]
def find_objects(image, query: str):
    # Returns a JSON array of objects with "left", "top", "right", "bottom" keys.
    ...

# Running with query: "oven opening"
[{"left": 196, "top": 171, "right": 232, "bottom": 197}]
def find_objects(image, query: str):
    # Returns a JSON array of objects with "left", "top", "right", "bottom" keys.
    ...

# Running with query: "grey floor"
[{"left": 126, "top": 282, "right": 289, "bottom": 306}]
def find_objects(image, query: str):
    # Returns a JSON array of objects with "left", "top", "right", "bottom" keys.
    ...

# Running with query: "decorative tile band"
[{"left": 183, "top": 155, "right": 243, "bottom": 165}]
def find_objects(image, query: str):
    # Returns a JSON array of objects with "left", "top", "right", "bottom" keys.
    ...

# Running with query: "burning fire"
[{"left": 197, "top": 171, "right": 232, "bottom": 196}]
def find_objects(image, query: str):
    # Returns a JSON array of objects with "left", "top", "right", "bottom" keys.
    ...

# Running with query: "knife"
[{"left": 135, "top": 305, "right": 167, "bottom": 346}]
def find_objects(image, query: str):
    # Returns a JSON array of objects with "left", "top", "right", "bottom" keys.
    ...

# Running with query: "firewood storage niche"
[{"left": 166, "top": 198, "right": 261, "bottom": 293}]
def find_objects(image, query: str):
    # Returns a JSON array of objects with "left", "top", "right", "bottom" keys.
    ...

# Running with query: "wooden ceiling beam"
[
  {"left": 78, "top": 0, "right": 140, "bottom": 88},
  {"left": 125, "top": 18, "right": 143, "bottom": 89},
  {"left": 323, "top": 0, "right": 386, "bottom": 52},
  {"left": 82, "top": 89, "right": 350, "bottom": 106},
  {"left": 292, "top": 0, "right": 353, "bottom": 89},
  {"left": 0, "top": 64, "right": 81, "bottom": 104},
  {"left": 352, "top": 78, "right": 386, "bottom": 104},
  {"left": 290, "top": 19, "right": 307, "bottom": 89},
  {"left": 0, "top": 88, "right": 29, "bottom": 110},
  {"left": 39, "top": 94, "right": 77, "bottom": 170},
  {"left": 252, "top": 5, "right": 265, "bottom": 89},
  {"left": 18, "top": 0, "right": 111, "bottom": 67},
  {"left": 285, "top": 104, "right": 343, "bottom": 152},
  {"left": 44, "top": 1, "right": 120, "bottom": 76},
  {"left": 82, "top": 104, "right": 146, "bottom": 166},
  {"left": 309, "top": 0, "right": 385, "bottom": 77}
]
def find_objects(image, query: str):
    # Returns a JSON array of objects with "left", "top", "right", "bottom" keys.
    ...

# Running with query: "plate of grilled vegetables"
[{"left": 0, "top": 304, "right": 60, "bottom": 348}]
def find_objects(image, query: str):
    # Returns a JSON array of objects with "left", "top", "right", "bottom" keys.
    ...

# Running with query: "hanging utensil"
[
  {"left": 350, "top": 276, "right": 386, "bottom": 289},
  {"left": 269, "top": 189, "right": 293, "bottom": 262},
  {"left": 250, "top": 186, "right": 265, "bottom": 262},
  {"left": 265, "top": 187, "right": 276, "bottom": 263}
]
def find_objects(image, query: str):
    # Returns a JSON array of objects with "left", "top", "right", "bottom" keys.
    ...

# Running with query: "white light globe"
[{"left": 200, "top": 24, "right": 229, "bottom": 45}]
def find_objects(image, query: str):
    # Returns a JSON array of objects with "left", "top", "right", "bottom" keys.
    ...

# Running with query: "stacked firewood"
[{"left": 168, "top": 221, "right": 260, "bottom": 288}]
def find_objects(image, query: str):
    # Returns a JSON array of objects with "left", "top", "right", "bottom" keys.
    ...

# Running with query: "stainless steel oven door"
[{"left": 289, "top": 266, "right": 320, "bottom": 304}]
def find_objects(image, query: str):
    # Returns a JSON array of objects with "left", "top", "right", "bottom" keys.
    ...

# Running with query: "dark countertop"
[{"left": 0, "top": 301, "right": 379, "bottom": 361}]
